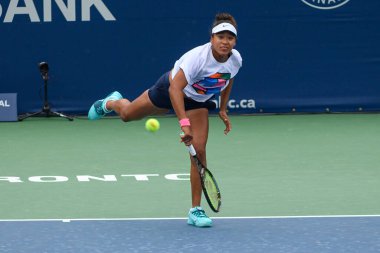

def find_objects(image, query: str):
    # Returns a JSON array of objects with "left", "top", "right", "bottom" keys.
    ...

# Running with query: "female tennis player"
[{"left": 88, "top": 13, "right": 242, "bottom": 227}]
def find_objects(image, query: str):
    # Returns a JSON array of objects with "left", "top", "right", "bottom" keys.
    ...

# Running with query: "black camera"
[{"left": 39, "top": 62, "right": 49, "bottom": 77}]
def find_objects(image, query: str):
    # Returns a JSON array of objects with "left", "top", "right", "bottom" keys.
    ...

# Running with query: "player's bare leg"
[
  {"left": 187, "top": 108, "right": 209, "bottom": 207},
  {"left": 186, "top": 108, "right": 212, "bottom": 227},
  {"left": 106, "top": 90, "right": 168, "bottom": 122}
]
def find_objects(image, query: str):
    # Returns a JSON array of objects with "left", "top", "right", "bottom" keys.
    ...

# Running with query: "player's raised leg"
[{"left": 88, "top": 90, "right": 168, "bottom": 121}]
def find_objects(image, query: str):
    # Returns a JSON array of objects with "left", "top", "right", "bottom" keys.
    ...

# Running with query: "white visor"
[{"left": 212, "top": 22, "right": 237, "bottom": 36}]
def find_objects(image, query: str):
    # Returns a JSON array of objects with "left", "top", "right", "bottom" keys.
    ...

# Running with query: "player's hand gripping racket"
[{"left": 186, "top": 144, "right": 221, "bottom": 212}]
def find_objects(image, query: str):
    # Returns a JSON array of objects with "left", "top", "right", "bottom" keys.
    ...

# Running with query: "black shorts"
[{"left": 148, "top": 71, "right": 216, "bottom": 111}]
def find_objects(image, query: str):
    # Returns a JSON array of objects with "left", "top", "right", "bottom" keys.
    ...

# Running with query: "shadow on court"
[{"left": 1, "top": 217, "right": 380, "bottom": 253}]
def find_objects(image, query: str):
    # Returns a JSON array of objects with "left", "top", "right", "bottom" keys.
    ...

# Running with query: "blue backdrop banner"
[
  {"left": 1, "top": 0, "right": 379, "bottom": 114},
  {"left": 0, "top": 93, "right": 18, "bottom": 121}
]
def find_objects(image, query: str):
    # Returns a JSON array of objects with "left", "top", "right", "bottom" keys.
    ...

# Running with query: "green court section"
[{"left": 1, "top": 114, "right": 380, "bottom": 219}]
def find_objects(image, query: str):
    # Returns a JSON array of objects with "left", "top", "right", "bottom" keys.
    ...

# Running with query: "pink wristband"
[{"left": 179, "top": 118, "right": 191, "bottom": 127}]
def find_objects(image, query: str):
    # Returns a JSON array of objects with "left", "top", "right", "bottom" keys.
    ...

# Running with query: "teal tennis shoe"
[
  {"left": 88, "top": 91, "right": 123, "bottom": 120},
  {"left": 187, "top": 206, "right": 213, "bottom": 227}
]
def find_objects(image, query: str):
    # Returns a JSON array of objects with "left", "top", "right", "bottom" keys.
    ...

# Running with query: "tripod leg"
[
  {"left": 49, "top": 111, "right": 74, "bottom": 121},
  {"left": 18, "top": 111, "right": 44, "bottom": 121}
]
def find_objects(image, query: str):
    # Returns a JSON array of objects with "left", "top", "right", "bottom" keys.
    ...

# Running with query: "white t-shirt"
[{"left": 171, "top": 42, "right": 242, "bottom": 102}]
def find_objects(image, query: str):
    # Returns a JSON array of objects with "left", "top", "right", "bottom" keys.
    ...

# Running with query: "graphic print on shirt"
[{"left": 192, "top": 73, "right": 231, "bottom": 95}]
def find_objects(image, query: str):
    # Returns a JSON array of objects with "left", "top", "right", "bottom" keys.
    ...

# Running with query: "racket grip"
[{"left": 187, "top": 144, "right": 197, "bottom": 156}]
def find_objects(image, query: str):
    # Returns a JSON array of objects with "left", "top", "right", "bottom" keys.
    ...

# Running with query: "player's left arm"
[{"left": 219, "top": 78, "right": 234, "bottom": 135}]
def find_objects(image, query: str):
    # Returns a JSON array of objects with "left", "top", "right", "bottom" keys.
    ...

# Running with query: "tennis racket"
[{"left": 186, "top": 144, "right": 221, "bottom": 212}]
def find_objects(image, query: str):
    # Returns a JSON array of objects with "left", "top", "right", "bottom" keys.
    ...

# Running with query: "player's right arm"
[{"left": 169, "top": 68, "right": 192, "bottom": 145}]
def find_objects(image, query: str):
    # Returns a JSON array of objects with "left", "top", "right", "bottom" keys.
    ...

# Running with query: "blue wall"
[{"left": 1, "top": 0, "right": 379, "bottom": 114}]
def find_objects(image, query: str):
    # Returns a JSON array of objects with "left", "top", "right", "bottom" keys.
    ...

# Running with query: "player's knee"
[
  {"left": 120, "top": 110, "right": 143, "bottom": 123},
  {"left": 119, "top": 111, "right": 132, "bottom": 122},
  {"left": 195, "top": 146, "right": 206, "bottom": 160}
]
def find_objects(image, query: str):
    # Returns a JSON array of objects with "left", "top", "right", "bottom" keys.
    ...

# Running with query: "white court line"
[{"left": 1, "top": 214, "right": 380, "bottom": 222}]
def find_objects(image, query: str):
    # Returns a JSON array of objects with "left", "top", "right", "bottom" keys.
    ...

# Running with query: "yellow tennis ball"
[{"left": 145, "top": 118, "right": 160, "bottom": 132}]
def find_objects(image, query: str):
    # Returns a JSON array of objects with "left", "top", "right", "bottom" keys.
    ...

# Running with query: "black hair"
[{"left": 212, "top": 13, "right": 237, "bottom": 30}]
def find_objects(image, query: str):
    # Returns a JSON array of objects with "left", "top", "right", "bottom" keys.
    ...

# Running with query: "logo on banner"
[
  {"left": 0, "top": 0, "right": 116, "bottom": 23},
  {"left": 0, "top": 100, "right": 10, "bottom": 107},
  {"left": 301, "top": 0, "right": 351, "bottom": 10}
]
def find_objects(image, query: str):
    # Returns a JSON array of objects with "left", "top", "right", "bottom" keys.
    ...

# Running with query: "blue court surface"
[{"left": 1, "top": 215, "right": 380, "bottom": 253}]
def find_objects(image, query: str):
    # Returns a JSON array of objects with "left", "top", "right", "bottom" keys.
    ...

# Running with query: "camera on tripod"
[
  {"left": 18, "top": 61, "right": 74, "bottom": 121},
  {"left": 39, "top": 62, "right": 49, "bottom": 80}
]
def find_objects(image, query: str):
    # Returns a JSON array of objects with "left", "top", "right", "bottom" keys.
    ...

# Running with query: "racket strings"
[{"left": 203, "top": 173, "right": 220, "bottom": 208}]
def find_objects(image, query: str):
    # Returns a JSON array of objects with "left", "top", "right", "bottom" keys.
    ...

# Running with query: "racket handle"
[
  {"left": 180, "top": 132, "right": 197, "bottom": 156},
  {"left": 187, "top": 144, "right": 197, "bottom": 156}
]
